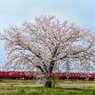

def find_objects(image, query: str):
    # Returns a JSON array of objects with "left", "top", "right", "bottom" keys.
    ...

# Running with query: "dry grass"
[
  {"left": 58, "top": 79, "right": 95, "bottom": 89},
  {"left": 0, "top": 79, "right": 95, "bottom": 89},
  {"left": 59, "top": 83, "right": 95, "bottom": 89},
  {"left": 0, "top": 79, "right": 43, "bottom": 87}
]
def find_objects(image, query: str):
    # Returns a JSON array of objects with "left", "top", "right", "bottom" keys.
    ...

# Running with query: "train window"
[
  {"left": 76, "top": 74, "right": 80, "bottom": 76},
  {"left": 20, "top": 73, "right": 24, "bottom": 75},
  {"left": 51, "top": 74, "right": 53, "bottom": 75},
  {"left": 12, "top": 73, "right": 14, "bottom": 75},
  {"left": 69, "top": 74, "right": 71, "bottom": 76},
  {"left": 9, "top": 73, "right": 12, "bottom": 75},
  {"left": 92, "top": 75, "right": 94, "bottom": 76},
  {"left": 72, "top": 74, "right": 74, "bottom": 76},
  {"left": 31, "top": 73, "right": 33, "bottom": 75},
  {"left": 84, "top": 75, "right": 86, "bottom": 76},
  {"left": 9, "top": 73, "right": 14, "bottom": 75},
  {"left": 34, "top": 73, "right": 37, "bottom": 75},
  {"left": 59, "top": 74, "right": 62, "bottom": 76},
  {"left": 78, "top": 74, "right": 80, "bottom": 76},
  {"left": 89, "top": 75, "right": 91, "bottom": 77},
  {"left": 37, "top": 73, "right": 39, "bottom": 75},
  {"left": 16, "top": 73, "right": 18, "bottom": 75},
  {"left": 0, "top": 73, "right": 3, "bottom": 75},
  {"left": 63, "top": 74, "right": 66, "bottom": 76}
]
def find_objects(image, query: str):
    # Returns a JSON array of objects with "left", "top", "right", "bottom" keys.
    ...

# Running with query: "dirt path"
[
  {"left": 59, "top": 83, "right": 95, "bottom": 89},
  {"left": 1, "top": 79, "right": 95, "bottom": 89}
]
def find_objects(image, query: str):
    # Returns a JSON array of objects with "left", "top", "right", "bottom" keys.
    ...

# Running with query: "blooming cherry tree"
[{"left": 0, "top": 15, "right": 95, "bottom": 87}]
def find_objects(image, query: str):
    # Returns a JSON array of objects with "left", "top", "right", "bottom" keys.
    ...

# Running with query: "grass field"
[{"left": 0, "top": 79, "right": 95, "bottom": 95}]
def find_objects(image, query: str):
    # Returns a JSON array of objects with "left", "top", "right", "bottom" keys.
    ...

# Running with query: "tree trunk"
[
  {"left": 67, "top": 75, "right": 69, "bottom": 80},
  {"left": 66, "top": 73, "right": 69, "bottom": 80},
  {"left": 86, "top": 74, "right": 89, "bottom": 80},
  {"left": 44, "top": 74, "right": 52, "bottom": 87},
  {"left": 44, "top": 79, "right": 52, "bottom": 87}
]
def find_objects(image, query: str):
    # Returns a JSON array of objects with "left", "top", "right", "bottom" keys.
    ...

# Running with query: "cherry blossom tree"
[
  {"left": 0, "top": 15, "right": 95, "bottom": 87},
  {"left": 76, "top": 55, "right": 95, "bottom": 80}
]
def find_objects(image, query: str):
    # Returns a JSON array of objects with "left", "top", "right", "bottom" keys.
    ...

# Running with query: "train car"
[
  {"left": 89, "top": 73, "right": 95, "bottom": 79},
  {"left": 59, "top": 72, "right": 67, "bottom": 79},
  {"left": 51, "top": 72, "right": 67, "bottom": 79},
  {"left": 78, "top": 73, "right": 93, "bottom": 79},
  {"left": 0, "top": 71, "right": 95, "bottom": 80},
  {"left": 24, "top": 71, "right": 39, "bottom": 79},
  {"left": 61, "top": 72, "right": 89, "bottom": 79},
  {"left": 51, "top": 72, "right": 61, "bottom": 78},
  {"left": 72, "top": 73, "right": 82, "bottom": 79},
  {"left": 53, "top": 72, "right": 94, "bottom": 80},
  {"left": 0, "top": 71, "right": 25, "bottom": 79},
  {"left": 10, "top": 71, "right": 25, "bottom": 79},
  {"left": 62, "top": 72, "right": 95, "bottom": 80}
]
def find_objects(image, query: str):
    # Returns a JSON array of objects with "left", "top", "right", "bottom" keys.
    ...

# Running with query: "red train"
[
  {"left": 0, "top": 71, "right": 39, "bottom": 79},
  {"left": 0, "top": 71, "right": 95, "bottom": 80}
]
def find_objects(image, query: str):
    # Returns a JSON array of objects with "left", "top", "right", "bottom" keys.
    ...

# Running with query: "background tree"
[
  {"left": 61, "top": 59, "right": 73, "bottom": 80},
  {"left": 0, "top": 15, "right": 95, "bottom": 87},
  {"left": 76, "top": 56, "right": 95, "bottom": 80}
]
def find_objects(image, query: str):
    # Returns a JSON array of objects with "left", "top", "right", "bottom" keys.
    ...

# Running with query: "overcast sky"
[{"left": 0, "top": 0, "right": 95, "bottom": 68}]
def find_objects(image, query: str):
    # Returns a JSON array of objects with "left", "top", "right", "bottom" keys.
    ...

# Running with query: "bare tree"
[{"left": 0, "top": 15, "right": 95, "bottom": 87}]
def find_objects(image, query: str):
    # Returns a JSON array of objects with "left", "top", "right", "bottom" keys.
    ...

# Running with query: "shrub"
[{"left": 52, "top": 74, "right": 60, "bottom": 88}]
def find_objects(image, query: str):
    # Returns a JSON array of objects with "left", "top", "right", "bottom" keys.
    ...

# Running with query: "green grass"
[{"left": 0, "top": 86, "right": 95, "bottom": 95}]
